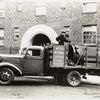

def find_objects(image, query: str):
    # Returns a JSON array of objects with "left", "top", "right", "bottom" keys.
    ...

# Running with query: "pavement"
[
  {"left": 15, "top": 74, "right": 100, "bottom": 85},
  {"left": 82, "top": 74, "right": 100, "bottom": 85},
  {"left": 0, "top": 75, "right": 100, "bottom": 100}
]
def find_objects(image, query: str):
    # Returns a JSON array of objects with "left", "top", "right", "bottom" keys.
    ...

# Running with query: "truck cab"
[
  {"left": 0, "top": 46, "right": 46, "bottom": 85},
  {"left": 20, "top": 46, "right": 45, "bottom": 75}
]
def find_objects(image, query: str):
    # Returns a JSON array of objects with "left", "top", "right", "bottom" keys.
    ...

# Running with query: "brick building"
[{"left": 0, "top": 0, "right": 100, "bottom": 52}]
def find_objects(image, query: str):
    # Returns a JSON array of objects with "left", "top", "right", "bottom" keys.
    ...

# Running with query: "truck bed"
[{"left": 50, "top": 44, "right": 100, "bottom": 70}]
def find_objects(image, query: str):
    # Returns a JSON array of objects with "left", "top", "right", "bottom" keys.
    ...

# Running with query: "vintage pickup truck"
[{"left": 0, "top": 44, "right": 100, "bottom": 86}]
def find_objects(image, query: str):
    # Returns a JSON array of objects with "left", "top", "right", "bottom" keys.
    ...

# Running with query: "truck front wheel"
[
  {"left": 0, "top": 68, "right": 14, "bottom": 85},
  {"left": 63, "top": 71, "right": 81, "bottom": 87}
]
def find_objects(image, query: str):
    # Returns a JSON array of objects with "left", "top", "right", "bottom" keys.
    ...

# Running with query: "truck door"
[{"left": 23, "top": 48, "right": 44, "bottom": 75}]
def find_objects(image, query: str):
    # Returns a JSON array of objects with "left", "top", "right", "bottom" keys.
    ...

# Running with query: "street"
[{"left": 0, "top": 76, "right": 100, "bottom": 100}]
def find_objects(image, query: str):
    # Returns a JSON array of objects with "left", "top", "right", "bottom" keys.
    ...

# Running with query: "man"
[
  {"left": 56, "top": 31, "right": 69, "bottom": 45},
  {"left": 56, "top": 32, "right": 74, "bottom": 65},
  {"left": 68, "top": 41, "right": 74, "bottom": 61}
]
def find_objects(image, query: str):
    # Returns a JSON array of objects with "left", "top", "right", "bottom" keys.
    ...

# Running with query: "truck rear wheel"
[
  {"left": 0, "top": 68, "right": 14, "bottom": 85},
  {"left": 63, "top": 71, "right": 81, "bottom": 87}
]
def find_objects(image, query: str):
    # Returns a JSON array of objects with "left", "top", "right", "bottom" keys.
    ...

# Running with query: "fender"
[{"left": 0, "top": 62, "right": 22, "bottom": 75}]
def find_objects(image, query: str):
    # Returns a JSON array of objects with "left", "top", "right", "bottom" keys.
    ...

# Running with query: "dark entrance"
[{"left": 32, "top": 34, "right": 51, "bottom": 46}]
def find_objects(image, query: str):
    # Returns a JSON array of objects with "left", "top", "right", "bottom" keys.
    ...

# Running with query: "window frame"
[
  {"left": 63, "top": 26, "right": 70, "bottom": 38},
  {"left": 0, "top": 28, "right": 4, "bottom": 46},
  {"left": 35, "top": 1, "right": 46, "bottom": 16},
  {"left": 17, "top": 3, "right": 23, "bottom": 12},
  {"left": 82, "top": 2, "right": 97, "bottom": 13},
  {"left": 0, "top": 9, "right": 5, "bottom": 18},
  {"left": 82, "top": 25, "right": 97, "bottom": 46},
  {"left": 13, "top": 27, "right": 20, "bottom": 41},
  {"left": 27, "top": 49, "right": 41, "bottom": 57},
  {"left": 0, "top": 1, "right": 5, "bottom": 18}
]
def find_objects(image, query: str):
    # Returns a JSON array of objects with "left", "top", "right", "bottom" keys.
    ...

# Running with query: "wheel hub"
[
  {"left": 0, "top": 71, "right": 11, "bottom": 81},
  {"left": 69, "top": 75, "right": 79, "bottom": 85}
]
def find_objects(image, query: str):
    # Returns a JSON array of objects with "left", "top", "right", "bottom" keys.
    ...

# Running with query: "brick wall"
[
  {"left": 0, "top": 0, "right": 100, "bottom": 48},
  {"left": 0, "top": 46, "right": 19, "bottom": 54}
]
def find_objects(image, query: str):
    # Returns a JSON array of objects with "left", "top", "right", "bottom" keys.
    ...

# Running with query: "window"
[
  {"left": 32, "top": 49, "right": 40, "bottom": 56},
  {"left": 14, "top": 27, "right": 20, "bottom": 40},
  {"left": 35, "top": 0, "right": 46, "bottom": 16},
  {"left": 17, "top": 0, "right": 23, "bottom": 12},
  {"left": 0, "top": 28, "right": 4, "bottom": 46},
  {"left": 82, "top": 26, "right": 97, "bottom": 45},
  {"left": 63, "top": 26, "right": 70, "bottom": 38},
  {"left": 0, "top": 1, "right": 5, "bottom": 18},
  {"left": 83, "top": 2, "right": 97, "bottom": 13},
  {"left": 27, "top": 49, "right": 40, "bottom": 56}
]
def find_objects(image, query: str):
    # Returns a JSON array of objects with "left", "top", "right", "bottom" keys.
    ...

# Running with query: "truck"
[{"left": 0, "top": 44, "right": 100, "bottom": 87}]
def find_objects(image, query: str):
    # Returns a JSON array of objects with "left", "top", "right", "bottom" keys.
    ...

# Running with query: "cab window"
[
  {"left": 32, "top": 49, "right": 40, "bottom": 56},
  {"left": 27, "top": 49, "right": 40, "bottom": 56}
]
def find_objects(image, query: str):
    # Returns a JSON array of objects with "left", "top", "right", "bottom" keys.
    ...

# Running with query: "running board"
[{"left": 22, "top": 76, "right": 54, "bottom": 80}]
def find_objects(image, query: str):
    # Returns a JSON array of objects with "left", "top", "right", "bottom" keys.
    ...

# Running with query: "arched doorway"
[
  {"left": 20, "top": 24, "right": 58, "bottom": 52},
  {"left": 32, "top": 33, "right": 51, "bottom": 46}
]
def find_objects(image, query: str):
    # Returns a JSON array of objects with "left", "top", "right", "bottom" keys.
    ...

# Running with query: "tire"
[
  {"left": 0, "top": 68, "right": 14, "bottom": 85},
  {"left": 63, "top": 71, "right": 81, "bottom": 87}
]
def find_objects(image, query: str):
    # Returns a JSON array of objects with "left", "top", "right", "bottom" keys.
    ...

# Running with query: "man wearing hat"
[
  {"left": 56, "top": 31, "right": 75, "bottom": 65},
  {"left": 56, "top": 31, "right": 70, "bottom": 45}
]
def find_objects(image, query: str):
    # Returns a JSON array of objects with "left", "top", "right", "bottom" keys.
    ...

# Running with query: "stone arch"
[{"left": 20, "top": 24, "right": 58, "bottom": 51}]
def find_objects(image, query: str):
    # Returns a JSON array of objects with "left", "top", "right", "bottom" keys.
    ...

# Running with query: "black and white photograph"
[{"left": 0, "top": 0, "right": 100, "bottom": 100}]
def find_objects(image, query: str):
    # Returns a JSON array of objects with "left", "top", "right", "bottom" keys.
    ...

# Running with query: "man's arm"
[
  {"left": 64, "top": 37, "right": 69, "bottom": 42},
  {"left": 56, "top": 35, "right": 61, "bottom": 41}
]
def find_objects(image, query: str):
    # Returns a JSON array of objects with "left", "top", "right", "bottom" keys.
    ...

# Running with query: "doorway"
[{"left": 32, "top": 33, "right": 51, "bottom": 46}]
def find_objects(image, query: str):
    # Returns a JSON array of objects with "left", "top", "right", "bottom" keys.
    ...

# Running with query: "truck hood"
[{"left": 0, "top": 54, "right": 24, "bottom": 59}]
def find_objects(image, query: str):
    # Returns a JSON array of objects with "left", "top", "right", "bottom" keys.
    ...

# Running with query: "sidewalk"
[
  {"left": 82, "top": 74, "right": 100, "bottom": 85},
  {"left": 15, "top": 75, "right": 100, "bottom": 85}
]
